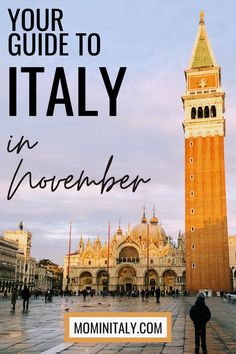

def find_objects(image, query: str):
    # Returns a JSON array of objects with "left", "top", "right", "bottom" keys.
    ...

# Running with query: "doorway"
[{"left": 125, "top": 283, "right": 132, "bottom": 292}]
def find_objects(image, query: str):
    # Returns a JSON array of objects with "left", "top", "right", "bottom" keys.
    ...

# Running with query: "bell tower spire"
[{"left": 189, "top": 11, "right": 217, "bottom": 70}]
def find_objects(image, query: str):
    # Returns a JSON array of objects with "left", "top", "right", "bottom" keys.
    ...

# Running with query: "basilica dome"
[{"left": 131, "top": 211, "right": 167, "bottom": 246}]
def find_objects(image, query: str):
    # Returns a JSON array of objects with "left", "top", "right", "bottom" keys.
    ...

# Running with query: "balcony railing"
[{"left": 116, "top": 257, "right": 139, "bottom": 264}]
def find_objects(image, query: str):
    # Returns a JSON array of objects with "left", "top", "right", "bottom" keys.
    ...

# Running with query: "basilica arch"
[
  {"left": 79, "top": 271, "right": 93, "bottom": 289},
  {"left": 117, "top": 265, "right": 137, "bottom": 292},
  {"left": 96, "top": 270, "right": 109, "bottom": 292},
  {"left": 117, "top": 244, "right": 140, "bottom": 264},
  {"left": 162, "top": 270, "right": 177, "bottom": 292},
  {"left": 144, "top": 269, "right": 159, "bottom": 290}
]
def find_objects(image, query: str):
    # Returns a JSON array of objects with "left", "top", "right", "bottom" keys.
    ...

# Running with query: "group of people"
[
  {"left": 3, "top": 283, "right": 212, "bottom": 353},
  {"left": 10, "top": 285, "right": 31, "bottom": 311},
  {"left": 140, "top": 287, "right": 180, "bottom": 303},
  {"left": 44, "top": 289, "right": 53, "bottom": 303}
]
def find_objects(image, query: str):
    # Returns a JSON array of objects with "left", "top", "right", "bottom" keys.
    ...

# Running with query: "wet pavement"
[{"left": 0, "top": 295, "right": 235, "bottom": 353}]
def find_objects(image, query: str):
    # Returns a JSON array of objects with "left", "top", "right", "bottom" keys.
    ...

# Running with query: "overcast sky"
[{"left": 0, "top": 1, "right": 236, "bottom": 265}]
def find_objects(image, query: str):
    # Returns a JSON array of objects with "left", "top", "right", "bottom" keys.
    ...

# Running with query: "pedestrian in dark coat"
[
  {"left": 155, "top": 287, "right": 161, "bottom": 303},
  {"left": 83, "top": 289, "right": 87, "bottom": 301},
  {"left": 141, "top": 289, "right": 145, "bottom": 301},
  {"left": 21, "top": 285, "right": 30, "bottom": 311},
  {"left": 190, "top": 292, "right": 211, "bottom": 354},
  {"left": 11, "top": 288, "right": 18, "bottom": 310}
]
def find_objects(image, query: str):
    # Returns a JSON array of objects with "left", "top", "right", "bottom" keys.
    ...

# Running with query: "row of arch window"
[{"left": 191, "top": 106, "right": 216, "bottom": 119}]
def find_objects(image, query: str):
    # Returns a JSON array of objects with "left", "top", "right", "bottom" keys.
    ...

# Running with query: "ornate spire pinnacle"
[
  {"left": 94, "top": 233, "right": 101, "bottom": 245},
  {"left": 199, "top": 10, "right": 205, "bottom": 25},
  {"left": 128, "top": 223, "right": 131, "bottom": 234},
  {"left": 150, "top": 204, "right": 158, "bottom": 224},
  {"left": 117, "top": 219, "right": 123, "bottom": 236},
  {"left": 94, "top": 234, "right": 101, "bottom": 250},
  {"left": 152, "top": 205, "right": 156, "bottom": 216},
  {"left": 86, "top": 238, "right": 91, "bottom": 247},
  {"left": 141, "top": 205, "right": 147, "bottom": 223},
  {"left": 78, "top": 234, "right": 84, "bottom": 253},
  {"left": 143, "top": 205, "right": 146, "bottom": 215}
]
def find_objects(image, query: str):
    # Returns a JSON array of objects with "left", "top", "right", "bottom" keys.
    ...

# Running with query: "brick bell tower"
[{"left": 182, "top": 11, "right": 230, "bottom": 292}]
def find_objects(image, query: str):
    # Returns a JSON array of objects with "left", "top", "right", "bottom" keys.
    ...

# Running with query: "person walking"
[
  {"left": 3, "top": 288, "right": 7, "bottom": 299},
  {"left": 21, "top": 285, "right": 31, "bottom": 311},
  {"left": 45, "top": 289, "right": 49, "bottom": 303},
  {"left": 190, "top": 292, "right": 211, "bottom": 354},
  {"left": 141, "top": 289, "right": 145, "bottom": 302},
  {"left": 155, "top": 286, "right": 161, "bottom": 303},
  {"left": 175, "top": 289, "right": 179, "bottom": 299},
  {"left": 83, "top": 289, "right": 87, "bottom": 301},
  {"left": 11, "top": 287, "right": 18, "bottom": 310}
]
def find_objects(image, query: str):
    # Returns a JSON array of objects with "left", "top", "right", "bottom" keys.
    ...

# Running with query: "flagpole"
[
  {"left": 107, "top": 221, "right": 110, "bottom": 291},
  {"left": 146, "top": 222, "right": 149, "bottom": 290},
  {"left": 67, "top": 222, "right": 72, "bottom": 292}
]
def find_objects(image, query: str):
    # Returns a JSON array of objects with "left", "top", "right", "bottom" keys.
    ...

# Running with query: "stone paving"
[{"left": 0, "top": 295, "right": 235, "bottom": 353}]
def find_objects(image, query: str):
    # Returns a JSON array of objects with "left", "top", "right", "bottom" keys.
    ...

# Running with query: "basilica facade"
[{"left": 63, "top": 210, "right": 186, "bottom": 293}]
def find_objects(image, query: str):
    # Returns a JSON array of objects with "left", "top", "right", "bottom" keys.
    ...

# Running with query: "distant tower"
[{"left": 182, "top": 11, "right": 230, "bottom": 292}]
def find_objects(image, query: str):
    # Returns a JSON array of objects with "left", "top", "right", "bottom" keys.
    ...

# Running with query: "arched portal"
[
  {"left": 117, "top": 266, "right": 137, "bottom": 292},
  {"left": 162, "top": 270, "right": 177, "bottom": 292},
  {"left": 118, "top": 246, "right": 139, "bottom": 263},
  {"left": 96, "top": 270, "right": 109, "bottom": 292},
  {"left": 144, "top": 269, "right": 158, "bottom": 290},
  {"left": 79, "top": 271, "right": 93, "bottom": 290}
]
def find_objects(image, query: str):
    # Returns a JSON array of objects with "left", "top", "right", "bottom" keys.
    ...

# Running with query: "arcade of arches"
[{"left": 63, "top": 211, "right": 186, "bottom": 292}]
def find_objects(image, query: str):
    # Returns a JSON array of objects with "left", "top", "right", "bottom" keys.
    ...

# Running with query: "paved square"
[{"left": 0, "top": 295, "right": 235, "bottom": 353}]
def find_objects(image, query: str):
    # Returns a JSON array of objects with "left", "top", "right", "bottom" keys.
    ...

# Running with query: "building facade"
[
  {"left": 228, "top": 235, "right": 236, "bottom": 290},
  {"left": 4, "top": 222, "right": 36, "bottom": 290},
  {"left": 63, "top": 210, "right": 186, "bottom": 293},
  {"left": 0, "top": 236, "right": 18, "bottom": 293},
  {"left": 182, "top": 12, "right": 230, "bottom": 292},
  {"left": 38, "top": 259, "right": 63, "bottom": 290},
  {"left": 35, "top": 262, "right": 54, "bottom": 291}
]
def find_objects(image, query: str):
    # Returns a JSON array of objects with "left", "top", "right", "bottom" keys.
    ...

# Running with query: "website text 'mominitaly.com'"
[{"left": 65, "top": 313, "right": 172, "bottom": 342}]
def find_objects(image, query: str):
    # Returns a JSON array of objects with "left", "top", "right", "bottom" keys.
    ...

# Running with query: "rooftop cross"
[{"left": 153, "top": 204, "right": 156, "bottom": 216}]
